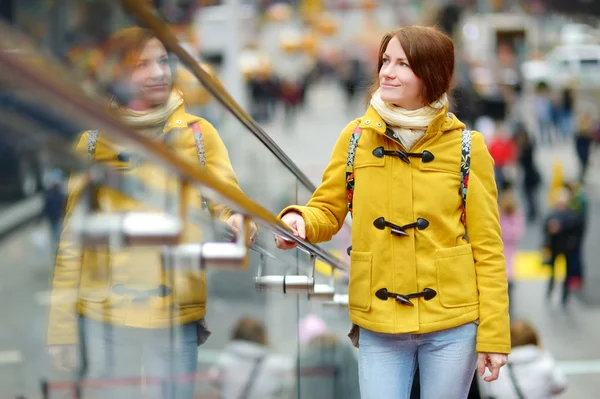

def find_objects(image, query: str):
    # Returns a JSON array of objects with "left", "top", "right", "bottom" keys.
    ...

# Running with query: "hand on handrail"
[
  {"left": 225, "top": 213, "right": 258, "bottom": 246},
  {"left": 274, "top": 212, "right": 306, "bottom": 250}
]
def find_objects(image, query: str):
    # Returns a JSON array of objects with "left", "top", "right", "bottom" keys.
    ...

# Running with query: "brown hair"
[
  {"left": 511, "top": 320, "right": 539, "bottom": 347},
  {"left": 232, "top": 317, "right": 267, "bottom": 346},
  {"left": 367, "top": 26, "right": 455, "bottom": 106},
  {"left": 99, "top": 27, "right": 157, "bottom": 87}
]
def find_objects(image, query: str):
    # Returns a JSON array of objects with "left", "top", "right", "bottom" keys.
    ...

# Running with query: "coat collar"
[
  {"left": 163, "top": 104, "right": 202, "bottom": 133},
  {"left": 359, "top": 105, "right": 464, "bottom": 148}
]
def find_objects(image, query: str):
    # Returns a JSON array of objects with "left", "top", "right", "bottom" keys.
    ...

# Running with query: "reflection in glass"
[{"left": 45, "top": 26, "right": 254, "bottom": 398}]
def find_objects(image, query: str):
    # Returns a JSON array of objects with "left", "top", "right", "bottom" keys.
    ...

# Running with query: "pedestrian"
[
  {"left": 296, "top": 314, "right": 360, "bottom": 399},
  {"left": 498, "top": 187, "right": 525, "bottom": 314},
  {"left": 513, "top": 124, "right": 541, "bottom": 222},
  {"left": 41, "top": 168, "right": 66, "bottom": 250},
  {"left": 478, "top": 320, "right": 567, "bottom": 398},
  {"left": 533, "top": 82, "right": 553, "bottom": 146},
  {"left": 46, "top": 27, "right": 256, "bottom": 399},
  {"left": 488, "top": 122, "right": 517, "bottom": 194},
  {"left": 209, "top": 317, "right": 288, "bottom": 399},
  {"left": 574, "top": 109, "right": 597, "bottom": 182},
  {"left": 275, "top": 26, "right": 510, "bottom": 398},
  {"left": 542, "top": 187, "right": 581, "bottom": 306}
]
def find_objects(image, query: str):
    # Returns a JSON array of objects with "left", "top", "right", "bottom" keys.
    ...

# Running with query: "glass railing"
[{"left": 0, "top": 3, "right": 355, "bottom": 398}]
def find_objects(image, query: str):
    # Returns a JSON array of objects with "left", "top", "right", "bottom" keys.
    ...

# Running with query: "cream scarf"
[
  {"left": 370, "top": 88, "right": 448, "bottom": 150},
  {"left": 110, "top": 90, "right": 185, "bottom": 138}
]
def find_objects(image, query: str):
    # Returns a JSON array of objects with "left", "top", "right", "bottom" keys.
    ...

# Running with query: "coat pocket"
[
  {"left": 173, "top": 271, "right": 208, "bottom": 308},
  {"left": 348, "top": 251, "right": 372, "bottom": 312},
  {"left": 435, "top": 244, "right": 479, "bottom": 308}
]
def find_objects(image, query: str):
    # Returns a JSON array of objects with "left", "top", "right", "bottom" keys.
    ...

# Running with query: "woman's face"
[
  {"left": 378, "top": 36, "right": 425, "bottom": 110},
  {"left": 130, "top": 37, "right": 172, "bottom": 108}
]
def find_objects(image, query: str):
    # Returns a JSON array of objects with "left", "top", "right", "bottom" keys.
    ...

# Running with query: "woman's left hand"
[
  {"left": 225, "top": 213, "right": 258, "bottom": 246},
  {"left": 477, "top": 352, "right": 508, "bottom": 382}
]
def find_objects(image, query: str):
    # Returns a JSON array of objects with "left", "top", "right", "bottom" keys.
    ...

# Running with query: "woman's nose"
[{"left": 381, "top": 63, "right": 395, "bottom": 79}]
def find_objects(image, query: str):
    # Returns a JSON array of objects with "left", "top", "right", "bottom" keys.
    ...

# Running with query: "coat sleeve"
[
  {"left": 46, "top": 132, "right": 90, "bottom": 345},
  {"left": 278, "top": 120, "right": 356, "bottom": 244},
  {"left": 179, "top": 120, "right": 243, "bottom": 222},
  {"left": 466, "top": 132, "right": 511, "bottom": 354}
]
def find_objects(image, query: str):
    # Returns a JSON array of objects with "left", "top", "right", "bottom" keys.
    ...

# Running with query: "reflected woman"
[{"left": 47, "top": 27, "right": 255, "bottom": 399}]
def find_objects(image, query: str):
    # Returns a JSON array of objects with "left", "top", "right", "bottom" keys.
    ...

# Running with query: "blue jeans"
[
  {"left": 77, "top": 317, "right": 200, "bottom": 399},
  {"left": 358, "top": 323, "right": 478, "bottom": 399}
]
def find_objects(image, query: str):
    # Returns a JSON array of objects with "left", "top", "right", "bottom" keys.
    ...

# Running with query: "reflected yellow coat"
[
  {"left": 281, "top": 106, "right": 510, "bottom": 354},
  {"left": 47, "top": 105, "right": 241, "bottom": 345}
]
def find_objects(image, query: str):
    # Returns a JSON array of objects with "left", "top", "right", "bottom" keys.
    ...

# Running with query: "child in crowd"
[
  {"left": 498, "top": 187, "right": 525, "bottom": 314},
  {"left": 478, "top": 320, "right": 567, "bottom": 398}
]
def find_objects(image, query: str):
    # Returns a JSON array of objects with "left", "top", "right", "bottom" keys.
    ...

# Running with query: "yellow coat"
[
  {"left": 47, "top": 105, "right": 241, "bottom": 345},
  {"left": 281, "top": 106, "right": 511, "bottom": 354}
]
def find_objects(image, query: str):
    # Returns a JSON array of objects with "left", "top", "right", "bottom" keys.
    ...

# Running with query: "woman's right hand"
[{"left": 275, "top": 212, "right": 306, "bottom": 250}]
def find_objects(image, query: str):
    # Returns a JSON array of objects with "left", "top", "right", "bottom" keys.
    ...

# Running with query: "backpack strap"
[
  {"left": 87, "top": 123, "right": 206, "bottom": 166},
  {"left": 507, "top": 363, "right": 526, "bottom": 399},
  {"left": 345, "top": 122, "right": 362, "bottom": 217},
  {"left": 190, "top": 122, "right": 206, "bottom": 166},
  {"left": 237, "top": 355, "right": 265, "bottom": 399},
  {"left": 87, "top": 130, "right": 99, "bottom": 159},
  {"left": 190, "top": 121, "right": 210, "bottom": 210},
  {"left": 460, "top": 129, "right": 472, "bottom": 228}
]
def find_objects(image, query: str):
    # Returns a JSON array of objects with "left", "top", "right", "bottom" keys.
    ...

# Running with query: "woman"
[
  {"left": 275, "top": 26, "right": 510, "bottom": 398},
  {"left": 47, "top": 27, "right": 255, "bottom": 398}
]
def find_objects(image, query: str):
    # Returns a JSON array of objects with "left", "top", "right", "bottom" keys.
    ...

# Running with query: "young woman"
[
  {"left": 275, "top": 26, "right": 510, "bottom": 398},
  {"left": 47, "top": 27, "right": 255, "bottom": 399}
]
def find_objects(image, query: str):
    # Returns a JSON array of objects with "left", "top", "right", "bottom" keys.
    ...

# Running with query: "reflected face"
[
  {"left": 378, "top": 36, "right": 425, "bottom": 110},
  {"left": 130, "top": 38, "right": 172, "bottom": 108}
]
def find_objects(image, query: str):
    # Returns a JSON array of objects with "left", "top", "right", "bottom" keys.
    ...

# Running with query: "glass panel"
[
  {"left": 0, "top": 71, "right": 308, "bottom": 399},
  {"left": 1, "top": 3, "right": 352, "bottom": 398}
]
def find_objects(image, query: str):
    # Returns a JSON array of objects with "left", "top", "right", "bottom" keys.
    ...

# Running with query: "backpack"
[
  {"left": 345, "top": 121, "right": 472, "bottom": 225},
  {"left": 87, "top": 122, "right": 206, "bottom": 165}
]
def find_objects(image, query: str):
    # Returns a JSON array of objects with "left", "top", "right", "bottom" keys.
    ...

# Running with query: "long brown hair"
[{"left": 366, "top": 26, "right": 455, "bottom": 106}]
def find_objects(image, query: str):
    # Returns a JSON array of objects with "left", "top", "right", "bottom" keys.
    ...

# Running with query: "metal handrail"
[
  {"left": 3, "top": 99, "right": 302, "bottom": 272},
  {"left": 0, "top": 25, "right": 349, "bottom": 273},
  {"left": 121, "top": 0, "right": 319, "bottom": 193}
]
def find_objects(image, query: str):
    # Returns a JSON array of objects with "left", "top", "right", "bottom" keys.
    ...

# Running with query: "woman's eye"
[
  {"left": 159, "top": 58, "right": 169, "bottom": 66},
  {"left": 401, "top": 62, "right": 410, "bottom": 67},
  {"left": 382, "top": 58, "right": 389, "bottom": 64}
]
